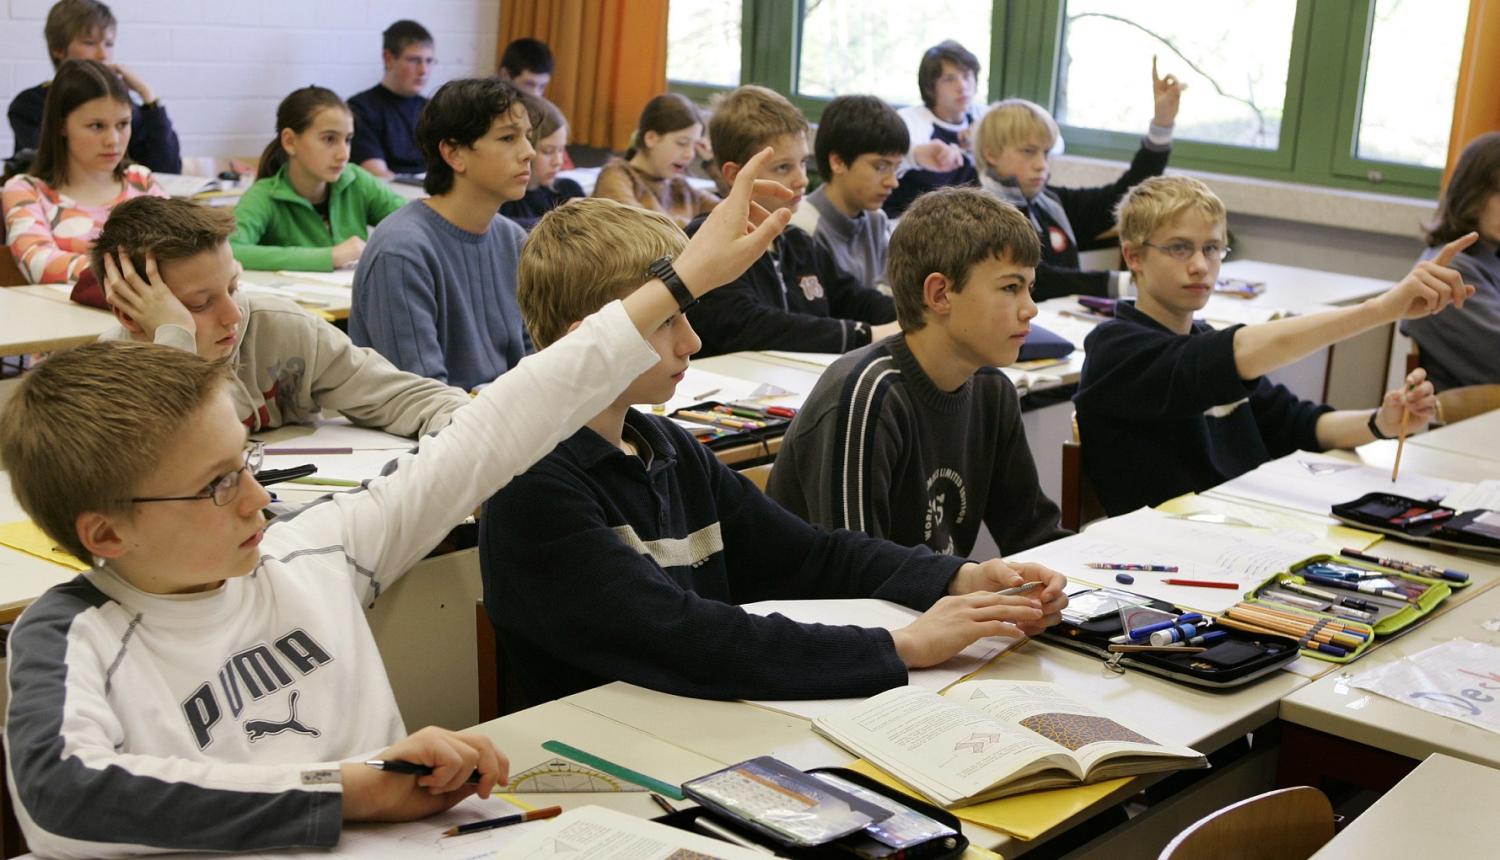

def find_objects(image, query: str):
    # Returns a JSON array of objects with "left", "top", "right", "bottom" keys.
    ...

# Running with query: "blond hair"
[
  {"left": 707, "top": 85, "right": 809, "bottom": 169},
  {"left": 973, "top": 99, "right": 1059, "bottom": 167},
  {"left": 1115, "top": 175, "right": 1227, "bottom": 246},
  {"left": 0, "top": 342, "right": 230, "bottom": 564},
  {"left": 518, "top": 198, "right": 687, "bottom": 348},
  {"left": 91, "top": 196, "right": 237, "bottom": 278},
  {"left": 887, "top": 187, "right": 1041, "bottom": 332}
]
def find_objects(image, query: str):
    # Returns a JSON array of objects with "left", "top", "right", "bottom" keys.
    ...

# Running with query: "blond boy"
[
  {"left": 0, "top": 150, "right": 793, "bottom": 856},
  {"left": 686, "top": 84, "right": 899, "bottom": 357},
  {"left": 771, "top": 187, "right": 1070, "bottom": 557},
  {"left": 1074, "top": 175, "right": 1475, "bottom": 515},
  {"left": 480, "top": 196, "right": 1068, "bottom": 707},
  {"left": 94, "top": 195, "right": 471, "bottom": 436},
  {"left": 973, "top": 61, "right": 1185, "bottom": 301}
]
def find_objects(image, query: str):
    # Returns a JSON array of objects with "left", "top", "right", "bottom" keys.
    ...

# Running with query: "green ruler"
[{"left": 541, "top": 739, "right": 686, "bottom": 800}]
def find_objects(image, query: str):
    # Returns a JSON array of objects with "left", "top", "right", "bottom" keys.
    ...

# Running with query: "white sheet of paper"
[
  {"left": 1349, "top": 639, "right": 1500, "bottom": 736},
  {"left": 277, "top": 268, "right": 357, "bottom": 288},
  {"left": 1205, "top": 450, "right": 1461, "bottom": 517},
  {"left": 739, "top": 598, "right": 1021, "bottom": 720},
  {"left": 652, "top": 366, "right": 806, "bottom": 417},
  {"left": 1442, "top": 480, "right": 1500, "bottom": 513},
  {"left": 260, "top": 418, "right": 415, "bottom": 451},
  {"left": 498, "top": 805, "right": 768, "bottom": 859}
]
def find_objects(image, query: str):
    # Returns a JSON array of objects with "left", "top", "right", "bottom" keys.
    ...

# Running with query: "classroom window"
[
  {"left": 667, "top": 0, "right": 743, "bottom": 88},
  {"left": 1353, "top": 0, "right": 1467, "bottom": 169},
  {"left": 796, "top": 0, "right": 993, "bottom": 105},
  {"left": 1055, "top": 0, "right": 1297, "bottom": 151}
]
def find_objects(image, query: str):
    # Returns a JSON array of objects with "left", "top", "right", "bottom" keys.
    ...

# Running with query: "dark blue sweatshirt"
[{"left": 479, "top": 409, "right": 964, "bottom": 707}]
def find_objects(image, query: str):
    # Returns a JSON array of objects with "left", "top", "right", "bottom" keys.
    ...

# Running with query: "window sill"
[{"left": 1047, "top": 154, "right": 1436, "bottom": 239}]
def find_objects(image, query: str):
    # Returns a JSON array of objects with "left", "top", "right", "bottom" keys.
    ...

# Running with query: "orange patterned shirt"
[{"left": 2, "top": 164, "right": 166, "bottom": 284}]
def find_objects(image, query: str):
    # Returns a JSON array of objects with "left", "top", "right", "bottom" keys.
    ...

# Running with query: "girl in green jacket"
[{"left": 231, "top": 86, "right": 407, "bottom": 272}]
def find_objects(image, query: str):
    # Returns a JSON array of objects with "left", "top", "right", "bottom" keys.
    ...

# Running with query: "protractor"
[{"left": 508, "top": 756, "right": 647, "bottom": 793}]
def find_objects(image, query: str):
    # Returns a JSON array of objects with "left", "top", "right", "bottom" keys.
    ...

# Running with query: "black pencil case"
[
  {"left": 1040, "top": 588, "right": 1299, "bottom": 688},
  {"left": 1331, "top": 492, "right": 1500, "bottom": 555},
  {"left": 658, "top": 766, "right": 967, "bottom": 859},
  {"left": 668, "top": 400, "right": 794, "bottom": 452}
]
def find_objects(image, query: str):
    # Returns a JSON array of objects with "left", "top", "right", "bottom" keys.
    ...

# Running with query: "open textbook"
[{"left": 813, "top": 680, "right": 1206, "bottom": 807}]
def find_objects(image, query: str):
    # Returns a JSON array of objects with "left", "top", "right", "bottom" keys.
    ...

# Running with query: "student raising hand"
[
  {"left": 103, "top": 250, "right": 195, "bottom": 341},
  {"left": 1377, "top": 232, "right": 1479, "bottom": 320},
  {"left": 1152, "top": 55, "right": 1188, "bottom": 127},
  {"left": 340, "top": 726, "right": 510, "bottom": 822},
  {"left": 666, "top": 145, "right": 794, "bottom": 297}
]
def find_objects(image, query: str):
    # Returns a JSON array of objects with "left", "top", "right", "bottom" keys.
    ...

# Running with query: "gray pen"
[
  {"left": 691, "top": 816, "right": 774, "bottom": 854},
  {"left": 996, "top": 581, "right": 1043, "bottom": 597}
]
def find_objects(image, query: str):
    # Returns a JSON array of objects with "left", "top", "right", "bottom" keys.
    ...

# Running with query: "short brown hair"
[
  {"left": 1115, "top": 175, "right": 1226, "bottom": 247},
  {"left": 707, "top": 85, "right": 809, "bottom": 170},
  {"left": 44, "top": 0, "right": 116, "bottom": 70},
  {"left": 0, "top": 342, "right": 229, "bottom": 563},
  {"left": 517, "top": 198, "right": 687, "bottom": 348},
  {"left": 1427, "top": 132, "right": 1500, "bottom": 246},
  {"left": 887, "top": 187, "right": 1041, "bottom": 332},
  {"left": 92, "top": 196, "right": 237, "bottom": 279},
  {"left": 917, "top": 40, "right": 980, "bottom": 110}
]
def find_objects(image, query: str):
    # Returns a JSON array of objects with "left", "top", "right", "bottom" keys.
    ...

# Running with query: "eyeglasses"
[
  {"left": 1141, "top": 241, "right": 1231, "bottom": 262},
  {"left": 130, "top": 442, "right": 264, "bottom": 507}
]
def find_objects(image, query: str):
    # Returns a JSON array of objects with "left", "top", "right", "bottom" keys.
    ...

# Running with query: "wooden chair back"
[
  {"left": 0, "top": 246, "right": 27, "bottom": 287},
  {"left": 1405, "top": 340, "right": 1421, "bottom": 376},
  {"left": 1061, "top": 412, "right": 1104, "bottom": 531},
  {"left": 1436, "top": 384, "right": 1500, "bottom": 426},
  {"left": 740, "top": 463, "right": 773, "bottom": 492},
  {"left": 1158, "top": 786, "right": 1334, "bottom": 860}
]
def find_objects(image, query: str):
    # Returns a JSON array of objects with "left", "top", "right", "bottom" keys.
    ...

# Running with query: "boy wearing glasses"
[
  {"left": 0, "top": 148, "right": 797, "bottom": 856},
  {"left": 1074, "top": 175, "right": 1476, "bottom": 516},
  {"left": 92, "top": 195, "right": 471, "bottom": 436},
  {"left": 790, "top": 95, "right": 908, "bottom": 292}
]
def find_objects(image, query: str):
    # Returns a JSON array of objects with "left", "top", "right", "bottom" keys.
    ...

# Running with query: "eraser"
[{"left": 1115, "top": 573, "right": 1135, "bottom": 585}]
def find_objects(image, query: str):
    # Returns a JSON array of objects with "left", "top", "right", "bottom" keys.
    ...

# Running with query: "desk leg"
[{"left": 1275, "top": 722, "right": 1417, "bottom": 792}]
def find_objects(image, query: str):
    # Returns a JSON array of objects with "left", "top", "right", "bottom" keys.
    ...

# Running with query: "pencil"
[
  {"left": 1391, "top": 401, "right": 1409, "bottom": 483},
  {"left": 286, "top": 476, "right": 362, "bottom": 488},
  {"left": 265, "top": 447, "right": 353, "bottom": 455},
  {"left": 1162, "top": 578, "right": 1240, "bottom": 589},
  {"left": 442, "top": 805, "right": 561, "bottom": 837},
  {"left": 649, "top": 792, "right": 677, "bottom": 815}
]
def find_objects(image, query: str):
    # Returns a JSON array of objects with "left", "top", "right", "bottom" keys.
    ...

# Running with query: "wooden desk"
[
  {"left": 0, "top": 286, "right": 114, "bottom": 357},
  {"left": 1309, "top": 754, "right": 1500, "bottom": 858}
]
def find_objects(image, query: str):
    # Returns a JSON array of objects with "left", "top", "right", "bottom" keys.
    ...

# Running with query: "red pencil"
[{"left": 1162, "top": 578, "right": 1240, "bottom": 590}]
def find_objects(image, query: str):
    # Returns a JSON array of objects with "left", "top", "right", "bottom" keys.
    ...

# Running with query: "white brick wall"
[{"left": 2, "top": 0, "right": 502, "bottom": 166}]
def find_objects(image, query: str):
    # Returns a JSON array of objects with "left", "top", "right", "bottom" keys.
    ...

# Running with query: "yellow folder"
[{"left": 0, "top": 520, "right": 88, "bottom": 571}]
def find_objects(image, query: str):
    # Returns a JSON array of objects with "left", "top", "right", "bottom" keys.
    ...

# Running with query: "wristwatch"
[
  {"left": 1367, "top": 409, "right": 1391, "bottom": 440},
  {"left": 648, "top": 256, "right": 697, "bottom": 312}
]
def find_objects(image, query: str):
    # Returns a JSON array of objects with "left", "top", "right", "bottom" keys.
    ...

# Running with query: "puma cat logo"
[{"left": 243, "top": 691, "right": 321, "bottom": 743}]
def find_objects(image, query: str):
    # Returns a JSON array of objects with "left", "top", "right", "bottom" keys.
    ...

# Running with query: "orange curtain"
[
  {"left": 1444, "top": 0, "right": 1500, "bottom": 181},
  {"left": 501, "top": 0, "right": 669, "bottom": 152}
]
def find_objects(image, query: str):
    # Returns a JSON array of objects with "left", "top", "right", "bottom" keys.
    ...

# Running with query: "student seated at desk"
[
  {"left": 770, "top": 187, "right": 1069, "bottom": 557},
  {"left": 347, "top": 20, "right": 434, "bottom": 179},
  {"left": 497, "top": 37, "right": 554, "bottom": 97},
  {"left": 230, "top": 86, "right": 407, "bottom": 273},
  {"left": 350, "top": 77, "right": 536, "bottom": 392},
  {"left": 94, "top": 195, "right": 469, "bottom": 436},
  {"left": 1402, "top": 132, "right": 1500, "bottom": 391},
  {"left": 788, "top": 94, "right": 907, "bottom": 292},
  {"left": 594, "top": 94, "right": 720, "bottom": 229},
  {"left": 2, "top": 58, "right": 165, "bottom": 284},
  {"left": 498, "top": 94, "right": 584, "bottom": 231},
  {"left": 686, "top": 85, "right": 899, "bottom": 357},
  {"left": 1074, "top": 175, "right": 1474, "bottom": 516},
  {"left": 884, "top": 40, "right": 985, "bottom": 218},
  {"left": 972, "top": 59, "right": 1184, "bottom": 301},
  {"left": 480, "top": 196, "right": 1068, "bottom": 708},
  {"left": 7, "top": 0, "right": 180, "bottom": 174},
  {"left": 0, "top": 146, "right": 797, "bottom": 858}
]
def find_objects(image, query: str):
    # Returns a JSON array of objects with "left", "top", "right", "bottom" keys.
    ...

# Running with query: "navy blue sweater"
[
  {"left": 1073, "top": 301, "right": 1332, "bottom": 515},
  {"left": 8, "top": 83, "right": 180, "bottom": 173},
  {"left": 684, "top": 219, "right": 896, "bottom": 357},
  {"left": 348, "top": 84, "right": 427, "bottom": 175},
  {"left": 480, "top": 409, "right": 965, "bottom": 706},
  {"left": 498, "top": 179, "right": 585, "bottom": 231}
]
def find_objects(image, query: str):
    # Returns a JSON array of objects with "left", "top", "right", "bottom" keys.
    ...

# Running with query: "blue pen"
[
  {"left": 1130, "top": 613, "right": 1203, "bottom": 641},
  {"left": 1186, "top": 630, "right": 1228, "bottom": 647}
]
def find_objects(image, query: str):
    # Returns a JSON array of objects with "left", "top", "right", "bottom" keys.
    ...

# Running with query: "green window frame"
[{"left": 665, "top": 0, "right": 1453, "bottom": 197}]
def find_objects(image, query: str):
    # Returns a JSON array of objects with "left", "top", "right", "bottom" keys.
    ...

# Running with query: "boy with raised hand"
[
  {"left": 480, "top": 196, "right": 1068, "bottom": 708},
  {"left": 93, "top": 195, "right": 471, "bottom": 436},
  {"left": 885, "top": 40, "right": 985, "bottom": 218},
  {"left": 348, "top": 20, "right": 435, "bottom": 179},
  {"left": 0, "top": 147, "right": 793, "bottom": 858},
  {"left": 687, "top": 85, "right": 900, "bottom": 357},
  {"left": 789, "top": 94, "right": 908, "bottom": 292},
  {"left": 770, "top": 187, "right": 1069, "bottom": 557},
  {"left": 8, "top": 0, "right": 180, "bottom": 173},
  {"left": 972, "top": 59, "right": 1185, "bottom": 301},
  {"left": 1074, "top": 175, "right": 1475, "bottom": 516},
  {"left": 350, "top": 77, "right": 536, "bottom": 392}
]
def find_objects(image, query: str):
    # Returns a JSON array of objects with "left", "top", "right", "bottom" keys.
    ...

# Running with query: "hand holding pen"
[{"left": 344, "top": 727, "right": 510, "bottom": 823}]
